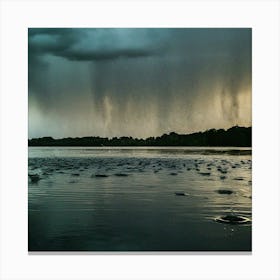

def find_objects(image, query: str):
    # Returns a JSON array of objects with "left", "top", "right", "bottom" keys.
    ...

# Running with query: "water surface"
[{"left": 28, "top": 147, "right": 252, "bottom": 251}]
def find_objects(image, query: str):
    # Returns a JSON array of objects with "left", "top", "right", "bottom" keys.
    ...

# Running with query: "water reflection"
[{"left": 28, "top": 147, "right": 251, "bottom": 251}]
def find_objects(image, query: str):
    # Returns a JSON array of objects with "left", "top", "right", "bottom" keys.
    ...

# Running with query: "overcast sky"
[{"left": 28, "top": 28, "right": 251, "bottom": 139}]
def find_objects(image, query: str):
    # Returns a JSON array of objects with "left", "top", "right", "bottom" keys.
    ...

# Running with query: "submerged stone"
[{"left": 170, "top": 172, "right": 177, "bottom": 176}]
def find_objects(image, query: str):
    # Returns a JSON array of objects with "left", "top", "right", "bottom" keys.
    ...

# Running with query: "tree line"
[{"left": 28, "top": 126, "right": 252, "bottom": 147}]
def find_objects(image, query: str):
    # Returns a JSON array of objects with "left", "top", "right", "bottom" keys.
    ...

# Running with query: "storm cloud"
[{"left": 28, "top": 28, "right": 251, "bottom": 138}]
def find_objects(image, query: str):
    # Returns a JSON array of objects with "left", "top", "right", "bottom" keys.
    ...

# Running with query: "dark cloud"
[
  {"left": 28, "top": 28, "right": 157, "bottom": 61},
  {"left": 58, "top": 48, "right": 155, "bottom": 61},
  {"left": 28, "top": 28, "right": 251, "bottom": 138}
]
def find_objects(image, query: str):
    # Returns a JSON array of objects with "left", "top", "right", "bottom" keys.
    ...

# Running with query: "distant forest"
[{"left": 28, "top": 126, "right": 252, "bottom": 147}]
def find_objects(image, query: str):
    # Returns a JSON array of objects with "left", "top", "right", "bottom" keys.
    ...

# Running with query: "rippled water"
[{"left": 28, "top": 147, "right": 252, "bottom": 251}]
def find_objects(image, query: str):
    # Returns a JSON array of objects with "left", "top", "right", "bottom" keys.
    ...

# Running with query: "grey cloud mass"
[
  {"left": 28, "top": 28, "right": 157, "bottom": 61},
  {"left": 28, "top": 28, "right": 251, "bottom": 138}
]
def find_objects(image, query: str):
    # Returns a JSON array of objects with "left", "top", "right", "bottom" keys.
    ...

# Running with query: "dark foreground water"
[{"left": 28, "top": 147, "right": 252, "bottom": 251}]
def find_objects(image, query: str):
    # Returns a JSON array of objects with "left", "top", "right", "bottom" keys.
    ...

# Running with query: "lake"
[{"left": 28, "top": 147, "right": 252, "bottom": 251}]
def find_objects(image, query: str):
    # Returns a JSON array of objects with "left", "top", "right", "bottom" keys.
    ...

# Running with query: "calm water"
[{"left": 28, "top": 147, "right": 252, "bottom": 251}]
